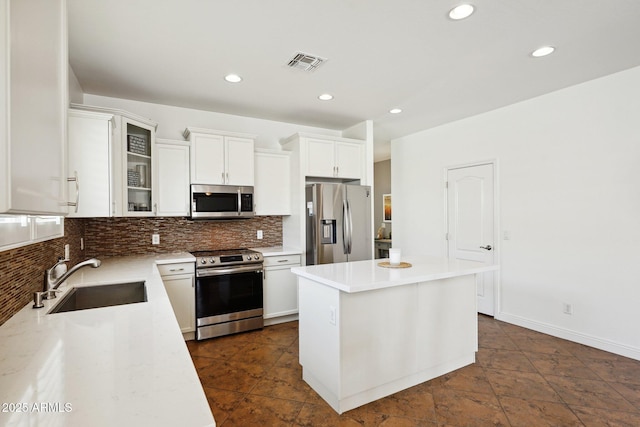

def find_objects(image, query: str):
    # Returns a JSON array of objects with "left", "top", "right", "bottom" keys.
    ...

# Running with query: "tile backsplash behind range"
[
  {"left": 0, "top": 216, "right": 281, "bottom": 326},
  {"left": 80, "top": 216, "right": 282, "bottom": 258}
]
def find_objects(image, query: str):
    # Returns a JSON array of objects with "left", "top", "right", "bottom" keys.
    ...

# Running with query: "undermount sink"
[{"left": 49, "top": 281, "right": 147, "bottom": 314}]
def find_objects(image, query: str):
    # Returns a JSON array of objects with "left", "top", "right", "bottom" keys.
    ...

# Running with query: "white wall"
[
  {"left": 83, "top": 94, "right": 341, "bottom": 150},
  {"left": 392, "top": 65, "right": 640, "bottom": 360}
]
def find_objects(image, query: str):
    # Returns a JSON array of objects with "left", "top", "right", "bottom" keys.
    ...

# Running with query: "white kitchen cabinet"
[
  {"left": 254, "top": 149, "right": 291, "bottom": 216},
  {"left": 263, "top": 253, "right": 301, "bottom": 325},
  {"left": 184, "top": 127, "right": 256, "bottom": 186},
  {"left": 306, "top": 137, "right": 364, "bottom": 180},
  {"left": 121, "top": 117, "right": 156, "bottom": 216},
  {"left": 158, "top": 262, "right": 195, "bottom": 340},
  {"left": 283, "top": 133, "right": 366, "bottom": 181},
  {"left": 70, "top": 104, "right": 158, "bottom": 217},
  {"left": 1, "top": 0, "right": 68, "bottom": 215},
  {"left": 67, "top": 109, "right": 114, "bottom": 217},
  {"left": 154, "top": 139, "right": 190, "bottom": 216}
]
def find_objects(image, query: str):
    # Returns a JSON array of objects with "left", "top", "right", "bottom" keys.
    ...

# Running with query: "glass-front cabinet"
[{"left": 124, "top": 119, "right": 155, "bottom": 215}]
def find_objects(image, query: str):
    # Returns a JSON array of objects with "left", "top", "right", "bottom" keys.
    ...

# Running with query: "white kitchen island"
[{"left": 291, "top": 256, "right": 499, "bottom": 414}]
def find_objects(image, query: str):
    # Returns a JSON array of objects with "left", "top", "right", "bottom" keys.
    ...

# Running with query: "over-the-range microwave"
[{"left": 190, "top": 184, "right": 254, "bottom": 219}]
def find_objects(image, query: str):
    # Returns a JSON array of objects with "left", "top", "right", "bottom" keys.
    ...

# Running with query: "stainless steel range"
[{"left": 192, "top": 249, "right": 264, "bottom": 340}]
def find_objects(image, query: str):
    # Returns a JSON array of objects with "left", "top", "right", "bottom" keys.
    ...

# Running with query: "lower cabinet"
[
  {"left": 263, "top": 254, "right": 301, "bottom": 326},
  {"left": 158, "top": 262, "right": 195, "bottom": 340}
]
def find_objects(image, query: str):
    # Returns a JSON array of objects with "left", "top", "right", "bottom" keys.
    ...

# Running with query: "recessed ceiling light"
[
  {"left": 389, "top": 108, "right": 402, "bottom": 114},
  {"left": 449, "top": 4, "right": 475, "bottom": 20},
  {"left": 531, "top": 46, "right": 555, "bottom": 58},
  {"left": 224, "top": 74, "right": 242, "bottom": 83},
  {"left": 318, "top": 93, "right": 333, "bottom": 101}
]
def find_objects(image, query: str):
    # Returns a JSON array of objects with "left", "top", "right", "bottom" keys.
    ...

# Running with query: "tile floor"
[{"left": 187, "top": 316, "right": 640, "bottom": 426}]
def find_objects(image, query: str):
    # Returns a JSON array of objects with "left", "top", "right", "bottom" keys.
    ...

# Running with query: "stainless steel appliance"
[
  {"left": 305, "top": 183, "right": 372, "bottom": 265},
  {"left": 193, "top": 249, "right": 264, "bottom": 340},
  {"left": 190, "top": 184, "right": 254, "bottom": 219}
]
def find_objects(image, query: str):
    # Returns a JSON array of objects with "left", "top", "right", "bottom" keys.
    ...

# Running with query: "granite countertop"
[
  {"left": 0, "top": 253, "right": 215, "bottom": 427},
  {"left": 291, "top": 255, "right": 499, "bottom": 293}
]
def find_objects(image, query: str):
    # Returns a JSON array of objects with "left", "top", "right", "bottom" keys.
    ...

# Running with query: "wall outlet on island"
[
  {"left": 563, "top": 303, "right": 573, "bottom": 315},
  {"left": 257, "top": 230, "right": 263, "bottom": 240},
  {"left": 152, "top": 234, "right": 160, "bottom": 245}
]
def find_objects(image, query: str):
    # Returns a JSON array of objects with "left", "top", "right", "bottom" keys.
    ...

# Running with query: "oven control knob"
[
  {"left": 200, "top": 258, "right": 206, "bottom": 264},
  {"left": 253, "top": 255, "right": 260, "bottom": 260},
  {"left": 210, "top": 258, "right": 215, "bottom": 264},
  {"left": 246, "top": 255, "right": 252, "bottom": 260}
]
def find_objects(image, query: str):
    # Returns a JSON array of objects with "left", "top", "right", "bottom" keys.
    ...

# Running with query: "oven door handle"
[{"left": 196, "top": 264, "right": 263, "bottom": 277}]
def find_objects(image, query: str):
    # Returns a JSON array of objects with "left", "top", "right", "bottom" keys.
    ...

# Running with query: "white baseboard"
[{"left": 495, "top": 312, "right": 640, "bottom": 361}]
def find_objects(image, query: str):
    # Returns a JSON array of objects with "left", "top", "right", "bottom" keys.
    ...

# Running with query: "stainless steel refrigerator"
[{"left": 305, "top": 183, "right": 372, "bottom": 265}]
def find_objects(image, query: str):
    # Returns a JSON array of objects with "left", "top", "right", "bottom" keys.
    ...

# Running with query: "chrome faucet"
[{"left": 33, "top": 258, "right": 101, "bottom": 308}]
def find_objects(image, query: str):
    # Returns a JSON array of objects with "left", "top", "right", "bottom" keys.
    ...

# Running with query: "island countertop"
[
  {"left": 0, "top": 253, "right": 215, "bottom": 427},
  {"left": 291, "top": 255, "right": 498, "bottom": 293}
]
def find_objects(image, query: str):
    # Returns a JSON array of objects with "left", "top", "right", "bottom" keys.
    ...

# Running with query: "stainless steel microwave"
[{"left": 190, "top": 184, "right": 254, "bottom": 219}]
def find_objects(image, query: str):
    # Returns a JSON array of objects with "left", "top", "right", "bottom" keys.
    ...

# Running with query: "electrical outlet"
[
  {"left": 152, "top": 234, "right": 160, "bottom": 245},
  {"left": 563, "top": 303, "right": 573, "bottom": 315},
  {"left": 329, "top": 306, "right": 336, "bottom": 325},
  {"left": 257, "top": 230, "right": 263, "bottom": 240}
]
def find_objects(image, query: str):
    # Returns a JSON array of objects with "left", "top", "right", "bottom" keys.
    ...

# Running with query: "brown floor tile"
[
  {"left": 187, "top": 333, "right": 252, "bottom": 360},
  {"left": 365, "top": 383, "right": 437, "bottom": 422},
  {"left": 476, "top": 348, "right": 537, "bottom": 372},
  {"left": 202, "top": 386, "right": 244, "bottom": 426},
  {"left": 187, "top": 317, "right": 640, "bottom": 426},
  {"left": 431, "top": 387, "right": 510, "bottom": 426},
  {"left": 222, "top": 394, "right": 304, "bottom": 427},
  {"left": 609, "top": 381, "right": 640, "bottom": 411},
  {"left": 499, "top": 395, "right": 583, "bottom": 426},
  {"left": 524, "top": 351, "right": 601, "bottom": 380},
  {"left": 478, "top": 331, "right": 520, "bottom": 351},
  {"left": 428, "top": 364, "right": 494, "bottom": 395},
  {"left": 581, "top": 357, "right": 640, "bottom": 385},
  {"left": 197, "top": 359, "right": 267, "bottom": 393},
  {"left": 545, "top": 374, "right": 637, "bottom": 412},
  {"left": 485, "top": 368, "right": 563, "bottom": 402},
  {"left": 251, "top": 365, "right": 312, "bottom": 402},
  {"left": 230, "top": 342, "right": 287, "bottom": 368},
  {"left": 571, "top": 405, "right": 640, "bottom": 427},
  {"left": 509, "top": 335, "right": 574, "bottom": 356}
]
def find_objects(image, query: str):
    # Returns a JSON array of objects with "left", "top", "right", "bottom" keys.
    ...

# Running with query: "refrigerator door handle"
[
  {"left": 342, "top": 200, "right": 349, "bottom": 254},
  {"left": 346, "top": 200, "right": 353, "bottom": 254}
]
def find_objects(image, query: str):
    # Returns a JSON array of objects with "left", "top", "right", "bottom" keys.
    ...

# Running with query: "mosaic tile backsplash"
[{"left": 0, "top": 216, "right": 282, "bottom": 326}]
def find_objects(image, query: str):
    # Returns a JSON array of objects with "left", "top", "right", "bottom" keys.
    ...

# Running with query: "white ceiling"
[{"left": 68, "top": 0, "right": 640, "bottom": 161}]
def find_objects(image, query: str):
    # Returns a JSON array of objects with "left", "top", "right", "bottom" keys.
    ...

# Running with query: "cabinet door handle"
[
  {"left": 277, "top": 259, "right": 289, "bottom": 263},
  {"left": 225, "top": 172, "right": 229, "bottom": 183},
  {"left": 153, "top": 203, "right": 157, "bottom": 215},
  {"left": 221, "top": 172, "right": 225, "bottom": 184},
  {"left": 169, "top": 268, "right": 185, "bottom": 272},
  {"left": 67, "top": 171, "right": 79, "bottom": 213}
]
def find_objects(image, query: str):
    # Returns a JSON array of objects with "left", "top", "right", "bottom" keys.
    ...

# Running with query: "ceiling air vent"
[{"left": 287, "top": 52, "right": 327, "bottom": 72}]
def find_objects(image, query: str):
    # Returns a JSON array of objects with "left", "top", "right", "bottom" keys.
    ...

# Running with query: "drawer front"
[
  {"left": 263, "top": 254, "right": 301, "bottom": 267},
  {"left": 158, "top": 262, "right": 195, "bottom": 277}
]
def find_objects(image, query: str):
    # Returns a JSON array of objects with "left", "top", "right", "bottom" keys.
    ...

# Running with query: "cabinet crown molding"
[
  {"left": 281, "top": 132, "right": 365, "bottom": 146},
  {"left": 183, "top": 127, "right": 257, "bottom": 140},
  {"left": 70, "top": 103, "right": 158, "bottom": 129}
]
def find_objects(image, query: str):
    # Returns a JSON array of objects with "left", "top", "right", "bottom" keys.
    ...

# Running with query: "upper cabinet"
[
  {"left": 1, "top": 0, "right": 68, "bottom": 215},
  {"left": 184, "top": 127, "right": 256, "bottom": 186},
  {"left": 254, "top": 149, "right": 291, "bottom": 216},
  {"left": 282, "top": 133, "right": 366, "bottom": 181},
  {"left": 121, "top": 117, "right": 156, "bottom": 216},
  {"left": 68, "top": 104, "right": 158, "bottom": 217},
  {"left": 67, "top": 109, "right": 114, "bottom": 217},
  {"left": 154, "top": 139, "right": 190, "bottom": 217}
]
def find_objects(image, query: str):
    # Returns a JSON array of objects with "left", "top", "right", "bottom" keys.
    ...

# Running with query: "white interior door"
[{"left": 447, "top": 163, "right": 496, "bottom": 315}]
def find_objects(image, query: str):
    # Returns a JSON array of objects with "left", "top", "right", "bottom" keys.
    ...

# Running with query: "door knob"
[{"left": 480, "top": 245, "right": 492, "bottom": 251}]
